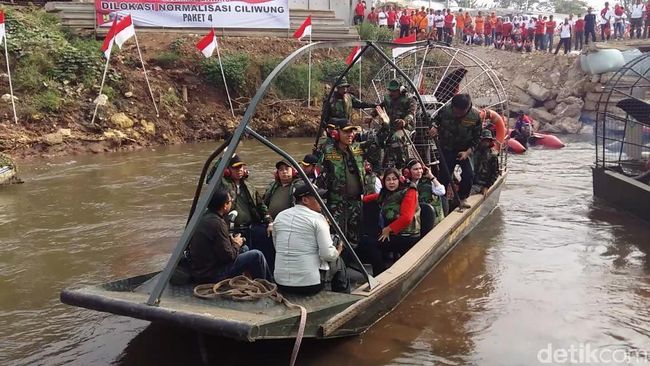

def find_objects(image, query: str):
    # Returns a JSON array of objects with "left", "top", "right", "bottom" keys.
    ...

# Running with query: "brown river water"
[{"left": 1, "top": 136, "right": 649, "bottom": 366}]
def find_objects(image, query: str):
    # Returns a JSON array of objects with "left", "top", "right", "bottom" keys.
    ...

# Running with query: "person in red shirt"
[
  {"left": 534, "top": 16, "right": 546, "bottom": 50},
  {"left": 354, "top": 0, "right": 365, "bottom": 25},
  {"left": 399, "top": 9, "right": 411, "bottom": 37},
  {"left": 484, "top": 17, "right": 493, "bottom": 46},
  {"left": 574, "top": 14, "right": 585, "bottom": 50},
  {"left": 444, "top": 9, "right": 455, "bottom": 44},
  {"left": 545, "top": 15, "right": 556, "bottom": 52},
  {"left": 495, "top": 17, "right": 504, "bottom": 42},
  {"left": 502, "top": 18, "right": 513, "bottom": 41},
  {"left": 387, "top": 6, "right": 397, "bottom": 30},
  {"left": 362, "top": 168, "right": 420, "bottom": 274}
]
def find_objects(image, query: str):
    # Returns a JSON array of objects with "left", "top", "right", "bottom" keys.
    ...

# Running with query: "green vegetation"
[
  {"left": 201, "top": 53, "right": 250, "bottom": 95},
  {"left": 153, "top": 51, "right": 181, "bottom": 68},
  {"left": 276, "top": 63, "right": 323, "bottom": 100},
  {"left": 357, "top": 22, "right": 394, "bottom": 42}
]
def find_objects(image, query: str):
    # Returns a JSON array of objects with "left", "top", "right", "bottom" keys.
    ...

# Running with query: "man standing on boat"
[
  {"left": 273, "top": 181, "right": 350, "bottom": 295},
  {"left": 325, "top": 77, "right": 378, "bottom": 122},
  {"left": 377, "top": 79, "right": 418, "bottom": 169},
  {"left": 219, "top": 155, "right": 275, "bottom": 270},
  {"left": 429, "top": 94, "right": 482, "bottom": 210},
  {"left": 317, "top": 118, "right": 366, "bottom": 245},
  {"left": 188, "top": 189, "right": 273, "bottom": 284}
]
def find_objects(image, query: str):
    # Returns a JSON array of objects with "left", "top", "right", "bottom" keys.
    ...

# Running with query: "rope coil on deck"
[{"left": 193, "top": 276, "right": 307, "bottom": 366}]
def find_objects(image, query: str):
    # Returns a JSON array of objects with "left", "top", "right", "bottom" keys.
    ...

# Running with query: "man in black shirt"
[
  {"left": 189, "top": 189, "right": 273, "bottom": 284},
  {"left": 584, "top": 8, "right": 597, "bottom": 44}
]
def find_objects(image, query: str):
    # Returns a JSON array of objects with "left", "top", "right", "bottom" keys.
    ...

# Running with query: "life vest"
[
  {"left": 220, "top": 177, "right": 264, "bottom": 224},
  {"left": 328, "top": 93, "right": 354, "bottom": 120},
  {"left": 415, "top": 178, "right": 444, "bottom": 224},
  {"left": 378, "top": 185, "right": 421, "bottom": 237}
]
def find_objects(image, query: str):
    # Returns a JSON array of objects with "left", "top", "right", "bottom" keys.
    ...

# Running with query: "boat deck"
[{"left": 61, "top": 273, "right": 363, "bottom": 341}]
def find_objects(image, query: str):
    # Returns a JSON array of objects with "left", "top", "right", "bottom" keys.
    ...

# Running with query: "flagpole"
[
  {"left": 133, "top": 32, "right": 159, "bottom": 117},
  {"left": 90, "top": 53, "right": 112, "bottom": 126},
  {"left": 307, "top": 32, "right": 312, "bottom": 108},
  {"left": 3, "top": 31, "right": 17, "bottom": 124},
  {"left": 215, "top": 39, "right": 235, "bottom": 118}
]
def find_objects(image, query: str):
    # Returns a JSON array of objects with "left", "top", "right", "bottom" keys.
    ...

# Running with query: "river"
[{"left": 1, "top": 136, "right": 649, "bottom": 366}]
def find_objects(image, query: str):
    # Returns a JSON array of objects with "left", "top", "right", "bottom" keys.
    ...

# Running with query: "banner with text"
[{"left": 95, "top": 0, "right": 290, "bottom": 29}]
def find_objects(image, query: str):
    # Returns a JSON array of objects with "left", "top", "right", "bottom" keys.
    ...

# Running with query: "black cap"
[
  {"left": 229, "top": 154, "right": 245, "bottom": 168},
  {"left": 275, "top": 160, "right": 291, "bottom": 169},
  {"left": 293, "top": 181, "right": 327, "bottom": 199},
  {"left": 300, "top": 154, "right": 318, "bottom": 166}
]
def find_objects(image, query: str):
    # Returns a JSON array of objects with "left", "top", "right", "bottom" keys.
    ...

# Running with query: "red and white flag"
[
  {"left": 196, "top": 29, "right": 218, "bottom": 58},
  {"left": 0, "top": 11, "right": 6, "bottom": 44},
  {"left": 292, "top": 15, "right": 312, "bottom": 40},
  {"left": 392, "top": 34, "right": 417, "bottom": 58},
  {"left": 114, "top": 15, "right": 135, "bottom": 49},
  {"left": 345, "top": 45, "right": 362, "bottom": 65},
  {"left": 100, "top": 18, "right": 118, "bottom": 59}
]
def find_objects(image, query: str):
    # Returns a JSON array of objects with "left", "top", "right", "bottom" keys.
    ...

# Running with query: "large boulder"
[
  {"left": 543, "top": 99, "right": 558, "bottom": 111},
  {"left": 512, "top": 74, "right": 529, "bottom": 90},
  {"left": 509, "top": 101, "right": 531, "bottom": 115},
  {"left": 110, "top": 113, "right": 134, "bottom": 129},
  {"left": 554, "top": 97, "right": 584, "bottom": 119},
  {"left": 529, "top": 108, "right": 555, "bottom": 126},
  {"left": 42, "top": 132, "right": 63, "bottom": 145},
  {"left": 140, "top": 119, "right": 156, "bottom": 135},
  {"left": 554, "top": 117, "right": 583, "bottom": 134},
  {"left": 538, "top": 122, "right": 562, "bottom": 134},
  {"left": 527, "top": 82, "right": 551, "bottom": 101},
  {"left": 511, "top": 87, "right": 536, "bottom": 107}
]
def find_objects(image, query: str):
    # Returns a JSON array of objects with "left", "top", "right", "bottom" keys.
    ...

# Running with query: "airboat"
[
  {"left": 593, "top": 52, "right": 650, "bottom": 222},
  {"left": 61, "top": 40, "right": 509, "bottom": 342}
]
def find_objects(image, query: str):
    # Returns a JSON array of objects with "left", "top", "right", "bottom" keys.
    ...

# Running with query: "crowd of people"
[
  {"left": 183, "top": 78, "right": 503, "bottom": 297},
  {"left": 353, "top": 0, "right": 650, "bottom": 54}
]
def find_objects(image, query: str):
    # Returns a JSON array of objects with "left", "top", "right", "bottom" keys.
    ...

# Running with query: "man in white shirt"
[
  {"left": 554, "top": 18, "right": 572, "bottom": 55},
  {"left": 434, "top": 9, "right": 445, "bottom": 41},
  {"left": 600, "top": 2, "right": 613, "bottom": 41},
  {"left": 273, "top": 182, "right": 349, "bottom": 295},
  {"left": 378, "top": 7, "right": 388, "bottom": 27},
  {"left": 630, "top": 0, "right": 645, "bottom": 38},
  {"left": 426, "top": 9, "right": 435, "bottom": 35}
]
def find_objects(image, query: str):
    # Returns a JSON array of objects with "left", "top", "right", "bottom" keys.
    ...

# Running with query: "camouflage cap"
[
  {"left": 336, "top": 77, "right": 350, "bottom": 87},
  {"left": 387, "top": 79, "right": 401, "bottom": 91}
]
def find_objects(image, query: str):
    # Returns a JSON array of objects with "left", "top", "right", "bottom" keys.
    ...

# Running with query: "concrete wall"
[{"left": 289, "top": 0, "right": 353, "bottom": 25}]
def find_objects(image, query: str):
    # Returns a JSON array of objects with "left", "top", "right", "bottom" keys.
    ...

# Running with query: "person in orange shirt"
[
  {"left": 489, "top": 12, "right": 497, "bottom": 40},
  {"left": 464, "top": 12, "right": 473, "bottom": 35},
  {"left": 416, "top": 7, "right": 428, "bottom": 35},
  {"left": 474, "top": 11, "right": 485, "bottom": 35},
  {"left": 456, "top": 8, "right": 465, "bottom": 41}
]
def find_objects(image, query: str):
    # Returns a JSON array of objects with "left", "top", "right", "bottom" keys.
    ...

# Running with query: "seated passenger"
[
  {"left": 300, "top": 154, "right": 320, "bottom": 183},
  {"left": 511, "top": 112, "right": 533, "bottom": 148},
  {"left": 273, "top": 181, "right": 349, "bottom": 295},
  {"left": 364, "top": 161, "right": 382, "bottom": 194},
  {"left": 361, "top": 168, "right": 421, "bottom": 274},
  {"left": 263, "top": 160, "right": 298, "bottom": 220},
  {"left": 405, "top": 159, "right": 445, "bottom": 224},
  {"left": 471, "top": 130, "right": 500, "bottom": 195},
  {"left": 188, "top": 189, "right": 273, "bottom": 284},
  {"left": 219, "top": 155, "right": 276, "bottom": 271}
]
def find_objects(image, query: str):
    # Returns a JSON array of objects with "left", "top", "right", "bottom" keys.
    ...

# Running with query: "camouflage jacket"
[
  {"left": 316, "top": 142, "right": 366, "bottom": 203},
  {"left": 379, "top": 94, "right": 417, "bottom": 132},
  {"left": 220, "top": 177, "right": 270, "bottom": 225},
  {"left": 326, "top": 93, "right": 376, "bottom": 120},
  {"left": 473, "top": 148, "right": 500, "bottom": 188},
  {"left": 262, "top": 179, "right": 298, "bottom": 208},
  {"left": 433, "top": 104, "right": 482, "bottom": 153}
]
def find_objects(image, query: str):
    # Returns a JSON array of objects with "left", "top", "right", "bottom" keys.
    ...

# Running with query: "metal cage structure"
[
  {"left": 372, "top": 44, "right": 510, "bottom": 167},
  {"left": 595, "top": 53, "right": 650, "bottom": 176}
]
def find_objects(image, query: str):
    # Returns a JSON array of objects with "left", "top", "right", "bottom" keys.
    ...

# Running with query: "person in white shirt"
[
  {"left": 273, "top": 182, "right": 349, "bottom": 295},
  {"left": 426, "top": 9, "right": 435, "bottom": 35},
  {"left": 630, "top": 0, "right": 645, "bottom": 38},
  {"left": 600, "top": 2, "right": 613, "bottom": 41},
  {"left": 378, "top": 7, "right": 388, "bottom": 27},
  {"left": 434, "top": 9, "right": 445, "bottom": 41},
  {"left": 554, "top": 18, "right": 572, "bottom": 55}
]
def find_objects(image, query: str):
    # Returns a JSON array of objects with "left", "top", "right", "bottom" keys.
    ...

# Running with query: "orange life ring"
[{"left": 480, "top": 109, "right": 507, "bottom": 149}]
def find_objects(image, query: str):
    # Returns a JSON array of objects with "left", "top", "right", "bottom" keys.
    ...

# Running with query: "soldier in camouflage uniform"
[
  {"left": 316, "top": 118, "right": 366, "bottom": 245},
  {"left": 324, "top": 77, "right": 378, "bottom": 121},
  {"left": 471, "top": 130, "right": 500, "bottom": 195},
  {"left": 429, "top": 94, "right": 482, "bottom": 210},
  {"left": 378, "top": 79, "right": 418, "bottom": 169}
]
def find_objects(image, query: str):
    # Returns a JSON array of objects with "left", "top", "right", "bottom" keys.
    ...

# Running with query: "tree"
[
  {"left": 552, "top": 0, "right": 588, "bottom": 14},
  {"left": 498, "top": 0, "right": 544, "bottom": 11}
]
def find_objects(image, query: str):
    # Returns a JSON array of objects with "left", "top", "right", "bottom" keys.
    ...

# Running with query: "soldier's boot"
[{"left": 458, "top": 199, "right": 471, "bottom": 211}]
